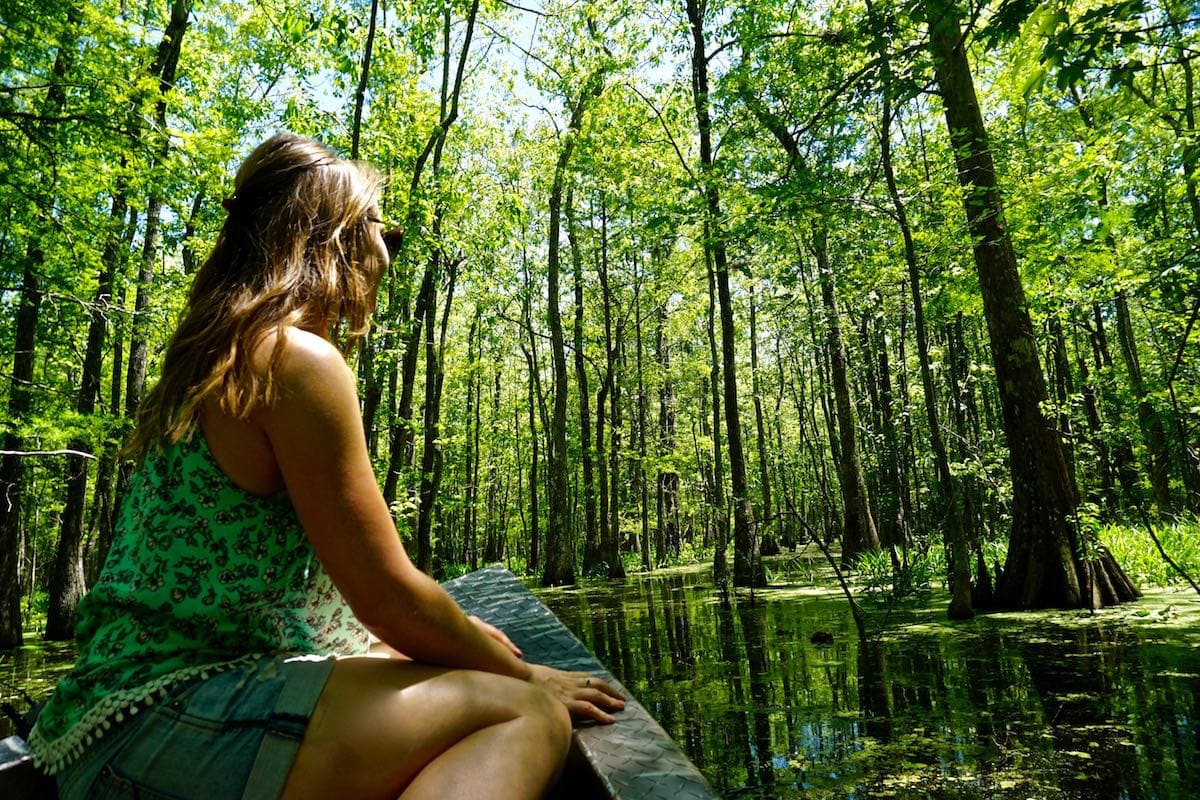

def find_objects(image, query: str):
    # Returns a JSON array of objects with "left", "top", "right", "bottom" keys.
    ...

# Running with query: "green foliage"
[
  {"left": 854, "top": 549, "right": 940, "bottom": 606},
  {"left": 1100, "top": 517, "right": 1200, "bottom": 588},
  {"left": 1, "top": 0, "right": 1198, "bottom": 617}
]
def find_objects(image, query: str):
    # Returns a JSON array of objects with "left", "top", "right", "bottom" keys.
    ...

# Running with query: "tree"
[
  {"left": 925, "top": 0, "right": 1137, "bottom": 609},
  {"left": 684, "top": 0, "right": 764, "bottom": 588}
]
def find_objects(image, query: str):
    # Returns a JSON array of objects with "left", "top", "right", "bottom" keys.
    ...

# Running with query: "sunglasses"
[
  {"left": 381, "top": 226, "right": 404, "bottom": 259},
  {"left": 365, "top": 214, "right": 405, "bottom": 260}
]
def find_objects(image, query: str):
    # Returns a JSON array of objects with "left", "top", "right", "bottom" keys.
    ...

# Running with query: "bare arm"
[{"left": 255, "top": 330, "right": 533, "bottom": 680}]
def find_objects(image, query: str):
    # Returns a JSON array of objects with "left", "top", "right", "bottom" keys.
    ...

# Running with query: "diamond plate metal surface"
[{"left": 442, "top": 566, "right": 717, "bottom": 800}]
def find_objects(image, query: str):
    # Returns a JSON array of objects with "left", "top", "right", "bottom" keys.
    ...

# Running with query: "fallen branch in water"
[{"left": 781, "top": 495, "right": 870, "bottom": 639}]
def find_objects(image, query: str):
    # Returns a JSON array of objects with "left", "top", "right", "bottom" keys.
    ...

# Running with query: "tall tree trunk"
[
  {"left": 1074, "top": 313, "right": 1117, "bottom": 508},
  {"left": 946, "top": 315, "right": 992, "bottom": 607},
  {"left": 596, "top": 197, "right": 625, "bottom": 580},
  {"left": 0, "top": 255, "right": 44, "bottom": 647},
  {"left": 520, "top": 301, "right": 542, "bottom": 573},
  {"left": 125, "top": 0, "right": 192, "bottom": 420},
  {"left": 655, "top": 305, "right": 679, "bottom": 563},
  {"left": 567, "top": 190, "right": 600, "bottom": 571},
  {"left": 385, "top": 262, "right": 435, "bottom": 507},
  {"left": 1, "top": 5, "right": 84, "bottom": 645},
  {"left": 812, "top": 228, "right": 880, "bottom": 567},
  {"left": 894, "top": 294, "right": 918, "bottom": 543},
  {"left": 352, "top": 0, "right": 381, "bottom": 448},
  {"left": 872, "top": 313, "right": 905, "bottom": 555},
  {"left": 461, "top": 314, "right": 477, "bottom": 569},
  {"left": 384, "top": 0, "right": 478, "bottom": 507},
  {"left": 1089, "top": 303, "right": 1142, "bottom": 501},
  {"left": 704, "top": 241, "right": 728, "bottom": 582},
  {"left": 1049, "top": 314, "right": 1077, "bottom": 479},
  {"left": 415, "top": 257, "right": 458, "bottom": 573},
  {"left": 750, "top": 287, "right": 779, "bottom": 557},
  {"left": 596, "top": 376, "right": 610, "bottom": 577},
  {"left": 608, "top": 341, "right": 624, "bottom": 579},
  {"left": 773, "top": 336, "right": 797, "bottom": 549},
  {"left": 543, "top": 75, "right": 604, "bottom": 587},
  {"left": 926, "top": 0, "right": 1135, "bottom": 608},
  {"left": 634, "top": 258, "right": 652, "bottom": 572},
  {"left": 484, "top": 367, "right": 503, "bottom": 562},
  {"left": 869, "top": 2, "right": 971, "bottom": 613},
  {"left": 1115, "top": 291, "right": 1173, "bottom": 514},
  {"left": 686, "top": 0, "right": 763, "bottom": 587},
  {"left": 47, "top": 189, "right": 128, "bottom": 640},
  {"left": 349, "top": 0, "right": 379, "bottom": 160},
  {"left": 115, "top": 0, "right": 194, "bottom": 583}
]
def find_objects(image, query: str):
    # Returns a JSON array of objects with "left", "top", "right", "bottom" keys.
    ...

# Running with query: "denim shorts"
[{"left": 56, "top": 655, "right": 337, "bottom": 800}]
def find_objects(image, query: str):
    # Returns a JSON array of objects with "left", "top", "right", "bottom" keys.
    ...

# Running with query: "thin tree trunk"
[
  {"left": 686, "top": 0, "right": 762, "bottom": 587},
  {"left": 415, "top": 257, "right": 458, "bottom": 573},
  {"left": 811, "top": 228, "right": 880, "bottom": 567},
  {"left": 870, "top": 3, "right": 972, "bottom": 614},
  {"left": 47, "top": 189, "right": 127, "bottom": 640},
  {"left": 543, "top": 75, "right": 605, "bottom": 587},
  {"left": 0, "top": 254, "right": 43, "bottom": 647},
  {"left": 1115, "top": 291, "right": 1173, "bottom": 514},
  {"left": 1089, "top": 303, "right": 1142, "bottom": 501},
  {"left": 704, "top": 239, "right": 728, "bottom": 583},
  {"left": 350, "top": 0, "right": 379, "bottom": 160},
  {"left": 384, "top": 0, "right": 479, "bottom": 507},
  {"left": 596, "top": 197, "right": 625, "bottom": 580},
  {"left": 655, "top": 304, "right": 679, "bottom": 562},
  {"left": 1074, "top": 313, "right": 1117, "bottom": 508},
  {"left": 567, "top": 189, "right": 600, "bottom": 571},
  {"left": 520, "top": 317, "right": 541, "bottom": 573},
  {"left": 484, "top": 367, "right": 503, "bottom": 562},
  {"left": 634, "top": 258, "right": 652, "bottom": 572},
  {"left": 750, "top": 287, "right": 779, "bottom": 557},
  {"left": 461, "top": 314, "right": 477, "bottom": 568}
]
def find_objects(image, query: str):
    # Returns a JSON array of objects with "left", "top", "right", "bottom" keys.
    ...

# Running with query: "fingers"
[
  {"left": 469, "top": 615, "right": 523, "bottom": 659},
  {"left": 527, "top": 664, "right": 627, "bottom": 724},
  {"left": 578, "top": 688, "right": 625, "bottom": 711},
  {"left": 566, "top": 699, "right": 618, "bottom": 725},
  {"left": 492, "top": 628, "right": 522, "bottom": 659},
  {"left": 565, "top": 676, "right": 626, "bottom": 725},
  {"left": 581, "top": 675, "right": 625, "bottom": 702}
]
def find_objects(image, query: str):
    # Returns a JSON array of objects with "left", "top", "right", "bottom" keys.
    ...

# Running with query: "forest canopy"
[{"left": 1, "top": 0, "right": 1198, "bottom": 646}]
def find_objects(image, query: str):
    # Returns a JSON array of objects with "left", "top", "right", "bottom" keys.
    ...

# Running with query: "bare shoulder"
[{"left": 253, "top": 327, "right": 354, "bottom": 391}]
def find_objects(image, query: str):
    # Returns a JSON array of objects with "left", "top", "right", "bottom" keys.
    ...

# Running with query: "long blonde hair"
[{"left": 127, "top": 133, "right": 383, "bottom": 456}]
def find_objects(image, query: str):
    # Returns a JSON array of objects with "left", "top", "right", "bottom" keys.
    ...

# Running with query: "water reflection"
[
  {"left": 540, "top": 564, "right": 1200, "bottom": 799},
  {"left": 2, "top": 565, "right": 1196, "bottom": 799}
]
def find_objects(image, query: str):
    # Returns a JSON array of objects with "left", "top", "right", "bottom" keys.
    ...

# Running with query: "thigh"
[
  {"left": 280, "top": 657, "right": 558, "bottom": 800},
  {"left": 60, "top": 656, "right": 336, "bottom": 800}
]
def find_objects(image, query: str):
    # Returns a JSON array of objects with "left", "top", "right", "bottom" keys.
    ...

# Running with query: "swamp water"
[
  {"left": 539, "top": 558, "right": 1199, "bottom": 799},
  {"left": 2, "top": 556, "right": 1196, "bottom": 799}
]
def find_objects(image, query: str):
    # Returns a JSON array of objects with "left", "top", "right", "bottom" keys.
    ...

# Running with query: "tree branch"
[{"left": 0, "top": 449, "right": 98, "bottom": 460}]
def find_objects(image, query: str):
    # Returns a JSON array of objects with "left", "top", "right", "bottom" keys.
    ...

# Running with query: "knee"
[
  {"left": 515, "top": 680, "right": 572, "bottom": 755},
  {"left": 542, "top": 689, "right": 573, "bottom": 754}
]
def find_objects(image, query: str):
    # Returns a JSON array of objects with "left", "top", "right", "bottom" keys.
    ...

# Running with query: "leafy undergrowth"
[{"left": 1099, "top": 516, "right": 1200, "bottom": 588}]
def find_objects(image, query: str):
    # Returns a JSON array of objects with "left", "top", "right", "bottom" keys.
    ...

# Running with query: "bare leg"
[{"left": 280, "top": 657, "right": 571, "bottom": 800}]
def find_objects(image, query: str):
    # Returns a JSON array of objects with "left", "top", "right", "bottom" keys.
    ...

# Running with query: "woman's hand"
[
  {"left": 528, "top": 664, "right": 626, "bottom": 724},
  {"left": 468, "top": 615, "right": 522, "bottom": 660}
]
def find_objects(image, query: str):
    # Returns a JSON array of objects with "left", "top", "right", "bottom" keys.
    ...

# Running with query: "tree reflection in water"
[{"left": 539, "top": 564, "right": 1200, "bottom": 799}]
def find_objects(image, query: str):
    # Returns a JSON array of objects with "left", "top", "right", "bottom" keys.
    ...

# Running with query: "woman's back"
[{"left": 29, "top": 428, "right": 367, "bottom": 775}]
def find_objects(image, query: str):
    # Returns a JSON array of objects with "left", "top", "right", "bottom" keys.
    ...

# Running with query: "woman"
[{"left": 29, "top": 133, "right": 624, "bottom": 799}]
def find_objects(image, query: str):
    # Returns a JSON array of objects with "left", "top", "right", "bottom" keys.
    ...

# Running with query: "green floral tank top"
[{"left": 28, "top": 431, "right": 369, "bottom": 774}]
